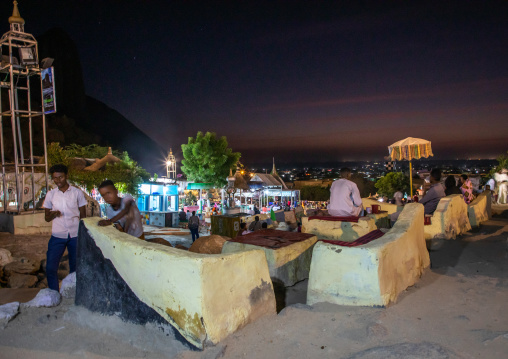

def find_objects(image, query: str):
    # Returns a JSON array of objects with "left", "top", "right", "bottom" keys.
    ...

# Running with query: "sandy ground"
[{"left": 1, "top": 212, "right": 508, "bottom": 359}]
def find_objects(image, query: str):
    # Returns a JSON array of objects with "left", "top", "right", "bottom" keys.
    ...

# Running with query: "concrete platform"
[
  {"left": 76, "top": 218, "right": 276, "bottom": 350},
  {"left": 424, "top": 194, "right": 471, "bottom": 240},
  {"left": 222, "top": 229, "right": 318, "bottom": 287},
  {"left": 302, "top": 216, "right": 377, "bottom": 241},
  {"left": 307, "top": 203, "right": 430, "bottom": 307}
]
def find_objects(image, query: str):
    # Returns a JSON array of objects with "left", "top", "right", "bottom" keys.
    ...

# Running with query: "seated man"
[
  {"left": 98, "top": 180, "right": 144, "bottom": 239},
  {"left": 420, "top": 169, "right": 446, "bottom": 215},
  {"left": 328, "top": 167, "right": 363, "bottom": 217},
  {"left": 391, "top": 168, "right": 445, "bottom": 225},
  {"left": 248, "top": 216, "right": 263, "bottom": 231}
]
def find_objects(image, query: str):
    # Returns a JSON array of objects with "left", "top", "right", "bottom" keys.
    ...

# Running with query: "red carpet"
[
  {"left": 308, "top": 216, "right": 359, "bottom": 223},
  {"left": 230, "top": 229, "right": 315, "bottom": 249},
  {"left": 319, "top": 229, "right": 385, "bottom": 247}
]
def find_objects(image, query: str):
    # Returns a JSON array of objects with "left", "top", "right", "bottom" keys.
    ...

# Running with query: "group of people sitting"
[
  {"left": 327, "top": 167, "right": 480, "bottom": 226},
  {"left": 237, "top": 216, "right": 268, "bottom": 236}
]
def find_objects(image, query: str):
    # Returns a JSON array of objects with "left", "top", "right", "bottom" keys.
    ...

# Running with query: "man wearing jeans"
[
  {"left": 43, "top": 164, "right": 87, "bottom": 292},
  {"left": 188, "top": 211, "right": 200, "bottom": 242}
]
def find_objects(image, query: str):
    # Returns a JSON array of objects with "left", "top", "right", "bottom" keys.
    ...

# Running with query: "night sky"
[{"left": 3, "top": 1, "right": 508, "bottom": 167}]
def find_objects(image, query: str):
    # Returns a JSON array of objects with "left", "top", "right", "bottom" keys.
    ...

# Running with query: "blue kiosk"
[{"left": 137, "top": 182, "right": 179, "bottom": 227}]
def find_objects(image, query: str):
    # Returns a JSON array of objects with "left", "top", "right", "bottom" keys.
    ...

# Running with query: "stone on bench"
[
  {"left": 467, "top": 192, "right": 489, "bottom": 228},
  {"left": 307, "top": 203, "right": 430, "bottom": 307},
  {"left": 301, "top": 216, "right": 377, "bottom": 241},
  {"left": 76, "top": 219, "right": 276, "bottom": 350},
  {"left": 424, "top": 194, "right": 471, "bottom": 240}
]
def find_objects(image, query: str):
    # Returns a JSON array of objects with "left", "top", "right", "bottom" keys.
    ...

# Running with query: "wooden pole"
[{"left": 409, "top": 160, "right": 413, "bottom": 199}]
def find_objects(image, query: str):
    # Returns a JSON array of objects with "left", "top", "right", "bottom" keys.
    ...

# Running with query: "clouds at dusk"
[{"left": 2, "top": 0, "right": 507, "bottom": 166}]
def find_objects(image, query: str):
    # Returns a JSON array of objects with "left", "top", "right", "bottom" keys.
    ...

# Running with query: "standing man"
[
  {"left": 188, "top": 211, "right": 200, "bottom": 242},
  {"left": 44, "top": 164, "right": 87, "bottom": 292},
  {"left": 328, "top": 168, "right": 363, "bottom": 217}
]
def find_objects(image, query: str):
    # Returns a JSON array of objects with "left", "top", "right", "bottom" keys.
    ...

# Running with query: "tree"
[
  {"left": 47, "top": 143, "right": 150, "bottom": 195},
  {"left": 181, "top": 131, "right": 241, "bottom": 187},
  {"left": 491, "top": 151, "right": 508, "bottom": 175},
  {"left": 350, "top": 174, "right": 378, "bottom": 198},
  {"left": 300, "top": 185, "right": 330, "bottom": 201},
  {"left": 375, "top": 172, "right": 410, "bottom": 198}
]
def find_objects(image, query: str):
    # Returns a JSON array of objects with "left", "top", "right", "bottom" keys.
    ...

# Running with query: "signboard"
[{"left": 41, "top": 67, "right": 56, "bottom": 114}]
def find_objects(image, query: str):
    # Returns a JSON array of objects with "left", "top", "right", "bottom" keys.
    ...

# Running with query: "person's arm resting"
[
  {"left": 352, "top": 185, "right": 363, "bottom": 207},
  {"left": 99, "top": 199, "right": 133, "bottom": 226}
]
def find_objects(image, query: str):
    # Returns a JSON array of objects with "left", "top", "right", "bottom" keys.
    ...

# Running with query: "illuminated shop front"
[{"left": 138, "top": 182, "right": 179, "bottom": 227}]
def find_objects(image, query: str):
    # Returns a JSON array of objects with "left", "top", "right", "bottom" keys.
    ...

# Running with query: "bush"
[
  {"left": 300, "top": 185, "right": 330, "bottom": 201},
  {"left": 375, "top": 172, "right": 410, "bottom": 198}
]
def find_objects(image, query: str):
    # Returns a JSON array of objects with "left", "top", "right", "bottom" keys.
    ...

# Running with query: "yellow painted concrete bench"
[
  {"left": 301, "top": 216, "right": 377, "bottom": 241},
  {"left": 76, "top": 219, "right": 276, "bottom": 350},
  {"left": 222, "top": 230, "right": 318, "bottom": 287},
  {"left": 306, "top": 203, "right": 430, "bottom": 307},
  {"left": 11, "top": 212, "right": 52, "bottom": 235},
  {"left": 424, "top": 194, "right": 471, "bottom": 240},
  {"left": 467, "top": 192, "right": 489, "bottom": 228},
  {"left": 362, "top": 198, "right": 401, "bottom": 215}
]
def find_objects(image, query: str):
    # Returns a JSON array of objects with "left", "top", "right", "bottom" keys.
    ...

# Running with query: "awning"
[{"left": 187, "top": 183, "right": 215, "bottom": 190}]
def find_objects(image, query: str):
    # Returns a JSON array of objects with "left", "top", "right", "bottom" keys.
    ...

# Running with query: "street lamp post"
[
  {"left": 166, "top": 148, "right": 176, "bottom": 180},
  {"left": 226, "top": 168, "right": 236, "bottom": 209}
]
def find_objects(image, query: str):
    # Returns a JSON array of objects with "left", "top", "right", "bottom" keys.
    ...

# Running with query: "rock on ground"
[
  {"left": 0, "top": 248, "right": 13, "bottom": 266},
  {"left": 145, "top": 237, "right": 173, "bottom": 247},
  {"left": 8, "top": 273, "right": 38, "bottom": 288},
  {"left": 22, "top": 288, "right": 61, "bottom": 308},
  {"left": 3, "top": 257, "right": 40, "bottom": 276},
  {"left": 188, "top": 235, "right": 230, "bottom": 254},
  {"left": 0, "top": 301, "right": 19, "bottom": 329}
]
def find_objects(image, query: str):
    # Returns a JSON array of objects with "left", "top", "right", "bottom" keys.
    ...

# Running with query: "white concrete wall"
[
  {"left": 13, "top": 212, "right": 52, "bottom": 235},
  {"left": 307, "top": 203, "right": 430, "bottom": 307},
  {"left": 82, "top": 219, "right": 276, "bottom": 349},
  {"left": 302, "top": 217, "right": 377, "bottom": 241},
  {"left": 467, "top": 192, "right": 489, "bottom": 228},
  {"left": 424, "top": 194, "right": 471, "bottom": 240},
  {"left": 222, "top": 234, "right": 318, "bottom": 286}
]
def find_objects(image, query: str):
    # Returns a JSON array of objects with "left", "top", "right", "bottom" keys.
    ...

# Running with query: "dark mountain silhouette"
[{"left": 35, "top": 28, "right": 164, "bottom": 174}]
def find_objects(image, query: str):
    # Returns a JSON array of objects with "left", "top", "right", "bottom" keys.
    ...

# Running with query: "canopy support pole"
[{"left": 409, "top": 160, "right": 413, "bottom": 199}]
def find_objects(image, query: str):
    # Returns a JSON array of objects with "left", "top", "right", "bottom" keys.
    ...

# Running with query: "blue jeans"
[
  {"left": 190, "top": 227, "right": 199, "bottom": 242},
  {"left": 46, "top": 235, "right": 77, "bottom": 291}
]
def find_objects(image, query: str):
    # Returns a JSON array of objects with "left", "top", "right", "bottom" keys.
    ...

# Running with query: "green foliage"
[
  {"left": 184, "top": 191, "right": 197, "bottom": 206},
  {"left": 47, "top": 143, "right": 150, "bottom": 195},
  {"left": 64, "top": 144, "right": 119, "bottom": 159},
  {"left": 375, "top": 172, "right": 410, "bottom": 198},
  {"left": 351, "top": 174, "right": 378, "bottom": 198},
  {"left": 181, "top": 131, "right": 241, "bottom": 187},
  {"left": 300, "top": 185, "right": 330, "bottom": 201},
  {"left": 47, "top": 142, "right": 71, "bottom": 168},
  {"left": 491, "top": 151, "right": 508, "bottom": 175}
]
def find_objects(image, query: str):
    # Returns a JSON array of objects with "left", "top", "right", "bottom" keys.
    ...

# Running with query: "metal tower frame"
[
  {"left": 166, "top": 148, "right": 176, "bottom": 180},
  {"left": 0, "top": 2, "right": 49, "bottom": 213}
]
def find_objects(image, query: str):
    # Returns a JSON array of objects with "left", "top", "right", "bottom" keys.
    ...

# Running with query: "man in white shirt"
[
  {"left": 328, "top": 168, "right": 363, "bottom": 217},
  {"left": 43, "top": 164, "right": 87, "bottom": 292}
]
